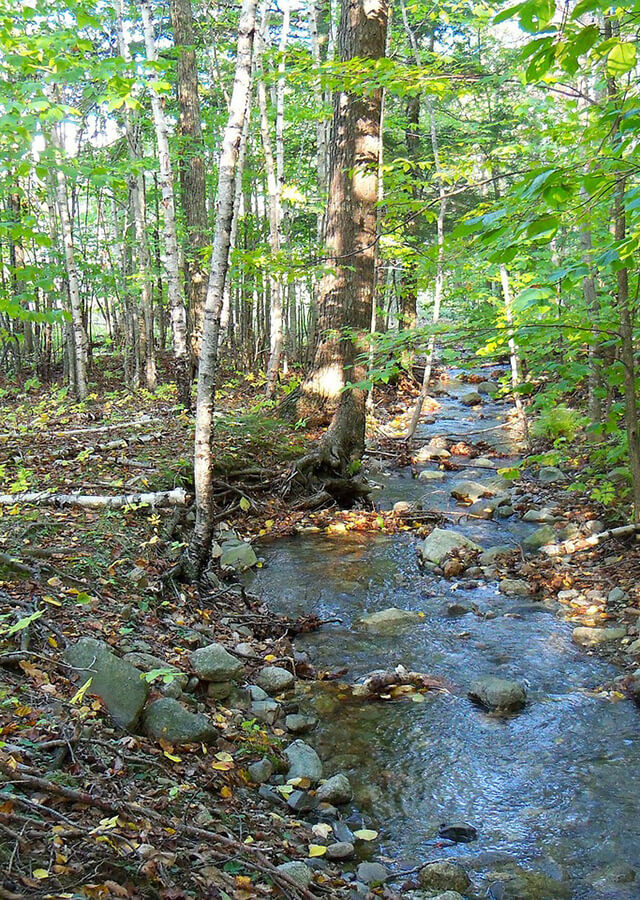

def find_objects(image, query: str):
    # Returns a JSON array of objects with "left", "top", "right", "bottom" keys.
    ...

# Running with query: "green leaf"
[{"left": 607, "top": 42, "right": 637, "bottom": 77}]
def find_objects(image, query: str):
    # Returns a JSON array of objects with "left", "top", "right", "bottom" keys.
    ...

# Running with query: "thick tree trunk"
[
  {"left": 140, "top": 0, "right": 190, "bottom": 408},
  {"left": 299, "top": 0, "right": 389, "bottom": 476},
  {"left": 191, "top": 0, "right": 258, "bottom": 570},
  {"left": 170, "top": 0, "right": 209, "bottom": 370}
]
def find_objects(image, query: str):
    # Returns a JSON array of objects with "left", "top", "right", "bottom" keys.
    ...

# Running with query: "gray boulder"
[
  {"left": 523, "top": 524, "right": 556, "bottom": 551},
  {"left": 315, "top": 773, "right": 353, "bottom": 805},
  {"left": 143, "top": 698, "right": 215, "bottom": 743},
  {"left": 64, "top": 637, "right": 148, "bottom": 730},
  {"left": 538, "top": 466, "right": 566, "bottom": 483},
  {"left": 418, "top": 469, "right": 446, "bottom": 481},
  {"left": 219, "top": 537, "right": 258, "bottom": 571},
  {"left": 276, "top": 861, "right": 312, "bottom": 889},
  {"left": 357, "top": 607, "right": 422, "bottom": 632},
  {"left": 478, "top": 380, "right": 499, "bottom": 395},
  {"left": 285, "top": 713, "right": 318, "bottom": 733},
  {"left": 326, "top": 841, "right": 355, "bottom": 860},
  {"left": 284, "top": 739, "right": 323, "bottom": 783},
  {"left": 255, "top": 665, "right": 295, "bottom": 695},
  {"left": 418, "top": 860, "right": 470, "bottom": 893},
  {"left": 250, "top": 699, "right": 281, "bottom": 724},
  {"left": 451, "top": 480, "right": 494, "bottom": 503},
  {"left": 418, "top": 528, "right": 481, "bottom": 565},
  {"left": 469, "top": 676, "right": 526, "bottom": 712},
  {"left": 247, "top": 757, "right": 273, "bottom": 783},
  {"left": 357, "top": 862, "right": 388, "bottom": 885},
  {"left": 189, "top": 643, "right": 244, "bottom": 682},
  {"left": 572, "top": 626, "right": 626, "bottom": 647},
  {"left": 461, "top": 391, "right": 482, "bottom": 406},
  {"left": 499, "top": 578, "right": 531, "bottom": 597},
  {"left": 523, "top": 507, "right": 557, "bottom": 523}
]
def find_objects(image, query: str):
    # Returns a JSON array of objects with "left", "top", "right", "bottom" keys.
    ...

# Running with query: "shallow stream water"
[{"left": 246, "top": 373, "right": 640, "bottom": 898}]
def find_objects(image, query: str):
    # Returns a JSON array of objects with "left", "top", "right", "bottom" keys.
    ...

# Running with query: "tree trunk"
[
  {"left": 191, "top": 0, "right": 259, "bottom": 570},
  {"left": 170, "top": 0, "right": 209, "bottom": 371},
  {"left": 140, "top": 0, "right": 190, "bottom": 408},
  {"left": 48, "top": 127, "right": 89, "bottom": 400},
  {"left": 499, "top": 263, "right": 530, "bottom": 448},
  {"left": 299, "top": 0, "right": 389, "bottom": 477}
]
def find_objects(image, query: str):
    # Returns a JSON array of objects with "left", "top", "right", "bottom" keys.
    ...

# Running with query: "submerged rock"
[
  {"left": 357, "top": 607, "right": 422, "bottom": 631},
  {"left": 285, "top": 713, "right": 318, "bottom": 734},
  {"left": 64, "top": 637, "right": 148, "bottom": 730},
  {"left": 485, "top": 862, "right": 570, "bottom": 898},
  {"left": 284, "top": 739, "right": 323, "bottom": 783},
  {"left": 418, "top": 860, "right": 471, "bottom": 893},
  {"left": 572, "top": 626, "right": 626, "bottom": 647},
  {"left": 143, "top": 698, "right": 215, "bottom": 743},
  {"left": 418, "top": 469, "right": 446, "bottom": 481},
  {"left": 418, "top": 528, "right": 481, "bottom": 565},
  {"left": 468, "top": 676, "right": 526, "bottom": 712}
]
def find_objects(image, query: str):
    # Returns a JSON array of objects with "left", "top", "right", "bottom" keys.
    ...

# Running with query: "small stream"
[{"left": 246, "top": 372, "right": 640, "bottom": 898}]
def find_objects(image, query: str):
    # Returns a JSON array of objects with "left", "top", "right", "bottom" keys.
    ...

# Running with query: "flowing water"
[{"left": 246, "top": 372, "right": 640, "bottom": 898}]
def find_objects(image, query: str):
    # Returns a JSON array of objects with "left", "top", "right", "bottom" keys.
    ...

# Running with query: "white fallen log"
[
  {"left": 0, "top": 488, "right": 188, "bottom": 509},
  {"left": 542, "top": 523, "right": 640, "bottom": 557}
]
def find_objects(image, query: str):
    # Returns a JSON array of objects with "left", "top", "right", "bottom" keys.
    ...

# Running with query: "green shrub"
[{"left": 531, "top": 404, "right": 584, "bottom": 442}]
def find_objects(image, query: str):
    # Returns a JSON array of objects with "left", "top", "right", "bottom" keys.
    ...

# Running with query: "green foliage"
[{"left": 530, "top": 405, "right": 584, "bottom": 443}]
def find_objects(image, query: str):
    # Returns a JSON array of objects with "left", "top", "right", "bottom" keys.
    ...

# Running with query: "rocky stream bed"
[{"left": 242, "top": 369, "right": 640, "bottom": 899}]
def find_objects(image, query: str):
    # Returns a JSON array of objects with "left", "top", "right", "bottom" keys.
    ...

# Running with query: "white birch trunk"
[
  {"left": 192, "top": 0, "right": 259, "bottom": 568},
  {"left": 499, "top": 263, "right": 530, "bottom": 447},
  {"left": 140, "top": 0, "right": 190, "bottom": 407}
]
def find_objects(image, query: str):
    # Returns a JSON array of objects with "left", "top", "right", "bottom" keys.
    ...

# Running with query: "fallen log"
[
  {"left": 0, "top": 487, "right": 188, "bottom": 509},
  {"left": 542, "top": 523, "right": 640, "bottom": 557}
]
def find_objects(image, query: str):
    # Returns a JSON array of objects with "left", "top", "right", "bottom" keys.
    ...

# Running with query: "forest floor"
[{"left": 1, "top": 353, "right": 640, "bottom": 900}]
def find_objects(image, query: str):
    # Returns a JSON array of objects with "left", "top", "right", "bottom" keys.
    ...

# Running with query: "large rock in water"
[
  {"left": 219, "top": 537, "right": 258, "bottom": 570},
  {"left": 523, "top": 524, "right": 556, "bottom": 551},
  {"left": 143, "top": 698, "right": 216, "bottom": 743},
  {"left": 64, "top": 637, "right": 148, "bottom": 730},
  {"left": 189, "top": 642, "right": 244, "bottom": 682},
  {"left": 357, "top": 607, "right": 422, "bottom": 632},
  {"left": 478, "top": 380, "right": 499, "bottom": 395},
  {"left": 284, "top": 739, "right": 323, "bottom": 783},
  {"left": 461, "top": 391, "right": 482, "bottom": 406},
  {"left": 468, "top": 676, "right": 526, "bottom": 712},
  {"left": 418, "top": 860, "right": 471, "bottom": 893},
  {"left": 451, "top": 480, "right": 494, "bottom": 503},
  {"left": 572, "top": 626, "right": 626, "bottom": 647},
  {"left": 418, "top": 527, "right": 481, "bottom": 565}
]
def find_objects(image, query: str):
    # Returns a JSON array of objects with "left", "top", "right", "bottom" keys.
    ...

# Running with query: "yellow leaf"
[
  {"left": 220, "top": 785, "right": 233, "bottom": 799},
  {"left": 264, "top": 654, "right": 277, "bottom": 662},
  {"left": 308, "top": 844, "right": 327, "bottom": 857},
  {"left": 164, "top": 751, "right": 182, "bottom": 763},
  {"left": 353, "top": 829, "right": 378, "bottom": 841},
  {"left": 15, "top": 705, "right": 32, "bottom": 717},
  {"left": 70, "top": 677, "right": 93, "bottom": 705},
  {"left": 33, "top": 869, "right": 49, "bottom": 879},
  {"left": 215, "top": 751, "right": 233, "bottom": 762},
  {"left": 42, "top": 595, "right": 62, "bottom": 606},
  {"left": 243, "top": 835, "right": 254, "bottom": 844},
  {"left": 47, "top": 635, "right": 58, "bottom": 648},
  {"left": 211, "top": 760, "right": 234, "bottom": 771}
]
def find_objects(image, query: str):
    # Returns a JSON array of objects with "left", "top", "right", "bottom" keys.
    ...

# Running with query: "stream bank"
[{"left": 245, "top": 367, "right": 640, "bottom": 899}]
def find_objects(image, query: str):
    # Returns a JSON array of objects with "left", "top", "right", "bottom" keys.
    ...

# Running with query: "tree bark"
[
  {"left": 299, "top": 0, "right": 389, "bottom": 478},
  {"left": 140, "top": 0, "right": 190, "bottom": 408},
  {"left": 191, "top": 0, "right": 259, "bottom": 570},
  {"left": 170, "top": 0, "right": 209, "bottom": 371}
]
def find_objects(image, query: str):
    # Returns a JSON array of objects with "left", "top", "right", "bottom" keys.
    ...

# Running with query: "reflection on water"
[{"left": 245, "top": 373, "right": 640, "bottom": 898}]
